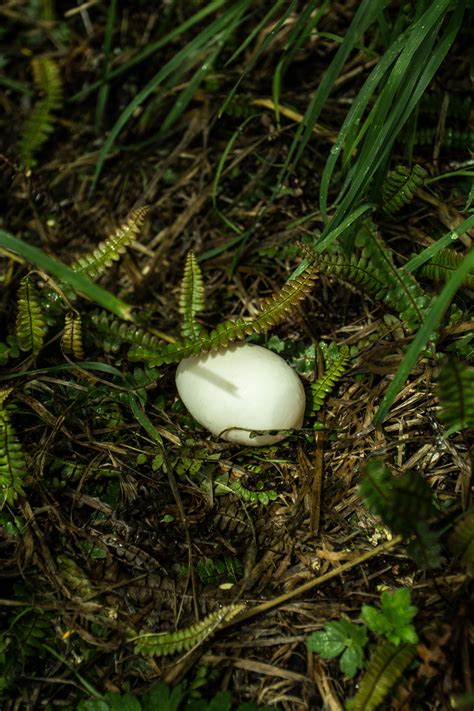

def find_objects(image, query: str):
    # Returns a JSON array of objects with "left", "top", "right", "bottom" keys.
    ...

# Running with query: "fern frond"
[
  {"left": 360, "top": 459, "right": 441, "bottom": 568},
  {"left": 129, "top": 256, "right": 318, "bottom": 365},
  {"left": 308, "top": 249, "right": 387, "bottom": 299},
  {"left": 19, "top": 56, "right": 63, "bottom": 169},
  {"left": 347, "top": 642, "right": 417, "bottom": 711},
  {"left": 0, "top": 392, "right": 27, "bottom": 508},
  {"left": 72, "top": 206, "right": 149, "bottom": 281},
  {"left": 448, "top": 510, "right": 474, "bottom": 575},
  {"left": 179, "top": 250, "right": 206, "bottom": 339},
  {"left": 355, "top": 223, "right": 430, "bottom": 330},
  {"left": 230, "top": 479, "right": 278, "bottom": 505},
  {"left": 15, "top": 277, "right": 47, "bottom": 353},
  {"left": 436, "top": 359, "right": 474, "bottom": 436},
  {"left": 382, "top": 164, "right": 427, "bottom": 214},
  {"left": 360, "top": 459, "right": 437, "bottom": 535},
  {"left": 89, "top": 311, "right": 162, "bottom": 353},
  {"left": 420, "top": 92, "right": 472, "bottom": 119},
  {"left": 403, "top": 126, "right": 474, "bottom": 149},
  {"left": 133, "top": 604, "right": 245, "bottom": 657},
  {"left": 196, "top": 555, "right": 243, "bottom": 585},
  {"left": 308, "top": 223, "right": 430, "bottom": 330},
  {"left": 61, "top": 312, "right": 84, "bottom": 359},
  {"left": 419, "top": 248, "right": 474, "bottom": 289},
  {"left": 310, "top": 344, "right": 350, "bottom": 414}
]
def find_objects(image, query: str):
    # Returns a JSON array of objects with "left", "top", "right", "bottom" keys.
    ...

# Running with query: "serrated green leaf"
[
  {"left": 340, "top": 644, "right": 365, "bottom": 679},
  {"left": 141, "top": 680, "right": 186, "bottom": 711},
  {"left": 361, "top": 589, "right": 418, "bottom": 646},
  {"left": 307, "top": 619, "right": 368, "bottom": 678},
  {"left": 104, "top": 692, "right": 142, "bottom": 711}
]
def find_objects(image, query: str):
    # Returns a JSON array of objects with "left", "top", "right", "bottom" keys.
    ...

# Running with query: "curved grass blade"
[
  {"left": 321, "top": 0, "right": 464, "bottom": 231},
  {"left": 94, "top": 0, "right": 118, "bottom": 132},
  {"left": 90, "top": 0, "right": 251, "bottom": 193},
  {"left": 373, "top": 247, "right": 474, "bottom": 425},
  {"left": 0, "top": 229, "right": 133, "bottom": 321},
  {"left": 279, "top": 0, "right": 389, "bottom": 194},
  {"left": 404, "top": 214, "right": 474, "bottom": 274},
  {"left": 70, "top": 0, "right": 229, "bottom": 103}
]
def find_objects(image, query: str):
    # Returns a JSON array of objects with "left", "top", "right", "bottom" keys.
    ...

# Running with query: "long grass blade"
[
  {"left": 90, "top": 0, "right": 251, "bottom": 193},
  {"left": 319, "top": 0, "right": 462, "bottom": 238},
  {"left": 0, "top": 229, "right": 133, "bottom": 321},
  {"left": 373, "top": 248, "right": 474, "bottom": 425},
  {"left": 70, "top": 0, "right": 229, "bottom": 103}
]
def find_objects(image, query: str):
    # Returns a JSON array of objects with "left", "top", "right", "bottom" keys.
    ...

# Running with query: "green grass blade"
[
  {"left": 373, "top": 248, "right": 474, "bottom": 425},
  {"left": 319, "top": 0, "right": 463, "bottom": 237},
  {"left": 404, "top": 215, "right": 474, "bottom": 274},
  {"left": 319, "top": 29, "right": 409, "bottom": 219},
  {"left": 70, "top": 0, "right": 229, "bottom": 103},
  {"left": 272, "top": 0, "right": 328, "bottom": 126},
  {"left": 0, "top": 229, "right": 133, "bottom": 321},
  {"left": 90, "top": 0, "right": 250, "bottom": 193},
  {"left": 94, "top": 0, "right": 118, "bottom": 132},
  {"left": 212, "top": 113, "right": 261, "bottom": 233},
  {"left": 312, "top": 203, "right": 376, "bottom": 253},
  {"left": 282, "top": 0, "right": 390, "bottom": 177},
  {"left": 219, "top": 0, "right": 296, "bottom": 117}
]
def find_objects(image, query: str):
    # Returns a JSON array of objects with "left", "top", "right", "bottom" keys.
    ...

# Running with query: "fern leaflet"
[
  {"left": 179, "top": 250, "right": 206, "bottom": 339},
  {"left": 355, "top": 222, "right": 430, "bottom": 330},
  {"left": 347, "top": 642, "right": 417, "bottom": 711},
  {"left": 230, "top": 479, "right": 278, "bottom": 505},
  {"left": 448, "top": 510, "right": 474, "bottom": 576},
  {"left": 72, "top": 206, "right": 149, "bottom": 281},
  {"left": 133, "top": 604, "right": 245, "bottom": 657},
  {"left": 419, "top": 248, "right": 474, "bottom": 289},
  {"left": 61, "top": 312, "right": 84, "bottom": 359},
  {"left": 0, "top": 389, "right": 27, "bottom": 508},
  {"left": 359, "top": 459, "right": 441, "bottom": 568},
  {"left": 19, "top": 56, "right": 63, "bottom": 169},
  {"left": 307, "top": 222, "right": 430, "bottom": 330},
  {"left": 129, "top": 256, "right": 318, "bottom": 365},
  {"left": 90, "top": 311, "right": 163, "bottom": 353},
  {"left": 310, "top": 343, "right": 350, "bottom": 414},
  {"left": 382, "top": 164, "right": 427, "bottom": 214},
  {"left": 436, "top": 358, "right": 474, "bottom": 436},
  {"left": 15, "top": 277, "right": 47, "bottom": 354}
]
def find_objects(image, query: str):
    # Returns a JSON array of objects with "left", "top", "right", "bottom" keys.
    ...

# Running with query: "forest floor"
[{"left": 0, "top": 2, "right": 473, "bottom": 710}]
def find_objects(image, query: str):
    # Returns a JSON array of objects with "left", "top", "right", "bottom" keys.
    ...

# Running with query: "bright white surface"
[{"left": 175, "top": 343, "right": 306, "bottom": 446}]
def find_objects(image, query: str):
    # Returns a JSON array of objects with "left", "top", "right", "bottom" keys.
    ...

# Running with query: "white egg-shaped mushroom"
[{"left": 175, "top": 343, "right": 306, "bottom": 446}]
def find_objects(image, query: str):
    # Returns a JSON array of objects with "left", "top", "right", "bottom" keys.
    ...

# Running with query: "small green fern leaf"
[
  {"left": 419, "top": 248, "right": 474, "bottom": 289},
  {"left": 134, "top": 604, "right": 245, "bottom": 657},
  {"left": 15, "top": 277, "right": 47, "bottom": 353},
  {"left": 61, "top": 312, "right": 84, "bottom": 359},
  {"left": 310, "top": 344, "right": 350, "bottom": 414},
  {"left": 355, "top": 223, "right": 430, "bottom": 330},
  {"left": 19, "top": 56, "right": 63, "bottom": 169},
  {"left": 90, "top": 311, "right": 162, "bottom": 353},
  {"left": 72, "top": 206, "right": 149, "bottom": 281},
  {"left": 347, "top": 642, "right": 417, "bottom": 711},
  {"left": 179, "top": 250, "right": 206, "bottom": 339},
  {"left": 130, "top": 256, "right": 318, "bottom": 365},
  {"left": 310, "top": 249, "right": 387, "bottom": 299},
  {"left": 360, "top": 459, "right": 441, "bottom": 568},
  {"left": 382, "top": 164, "right": 427, "bottom": 214},
  {"left": 449, "top": 510, "right": 474, "bottom": 576},
  {"left": 230, "top": 479, "right": 278, "bottom": 505},
  {"left": 308, "top": 223, "right": 430, "bottom": 330},
  {"left": 436, "top": 358, "right": 474, "bottom": 436},
  {"left": 0, "top": 389, "right": 28, "bottom": 508}
]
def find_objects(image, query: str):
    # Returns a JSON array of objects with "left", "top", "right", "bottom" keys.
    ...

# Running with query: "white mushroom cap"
[{"left": 175, "top": 343, "right": 306, "bottom": 446}]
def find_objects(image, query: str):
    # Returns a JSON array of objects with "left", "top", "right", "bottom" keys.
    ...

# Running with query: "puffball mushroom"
[{"left": 175, "top": 343, "right": 306, "bottom": 446}]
